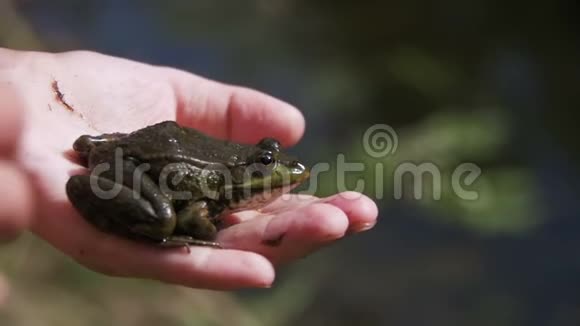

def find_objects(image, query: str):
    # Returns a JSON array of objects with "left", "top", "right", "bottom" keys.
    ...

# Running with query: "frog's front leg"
[
  {"left": 66, "top": 159, "right": 177, "bottom": 242},
  {"left": 164, "top": 200, "right": 221, "bottom": 248}
]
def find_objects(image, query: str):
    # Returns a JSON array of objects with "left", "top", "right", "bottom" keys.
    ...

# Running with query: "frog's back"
[{"left": 119, "top": 121, "right": 252, "bottom": 164}]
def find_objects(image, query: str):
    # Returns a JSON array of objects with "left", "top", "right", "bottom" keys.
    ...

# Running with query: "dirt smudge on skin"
[
  {"left": 50, "top": 79, "right": 96, "bottom": 130},
  {"left": 51, "top": 79, "right": 75, "bottom": 112}
]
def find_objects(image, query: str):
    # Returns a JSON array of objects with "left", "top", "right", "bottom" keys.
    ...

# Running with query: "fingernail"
[
  {"left": 350, "top": 221, "right": 376, "bottom": 233},
  {"left": 259, "top": 282, "right": 273, "bottom": 289}
]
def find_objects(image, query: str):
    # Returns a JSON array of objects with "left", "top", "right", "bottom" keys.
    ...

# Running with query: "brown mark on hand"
[
  {"left": 51, "top": 79, "right": 75, "bottom": 112},
  {"left": 50, "top": 79, "right": 94, "bottom": 129},
  {"left": 261, "top": 232, "right": 286, "bottom": 247}
]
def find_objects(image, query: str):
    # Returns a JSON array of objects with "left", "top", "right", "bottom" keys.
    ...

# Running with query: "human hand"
[{"left": 1, "top": 48, "right": 378, "bottom": 289}]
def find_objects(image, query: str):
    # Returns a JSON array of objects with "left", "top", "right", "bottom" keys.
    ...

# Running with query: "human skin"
[{"left": 0, "top": 48, "right": 378, "bottom": 290}]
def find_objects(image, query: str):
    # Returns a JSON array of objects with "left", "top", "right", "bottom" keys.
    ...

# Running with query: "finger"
[
  {"left": 0, "top": 85, "right": 23, "bottom": 156},
  {"left": 0, "top": 161, "right": 34, "bottom": 241},
  {"left": 318, "top": 192, "right": 379, "bottom": 233},
  {"left": 151, "top": 248, "right": 275, "bottom": 290},
  {"left": 33, "top": 205, "right": 274, "bottom": 290},
  {"left": 161, "top": 67, "right": 305, "bottom": 146},
  {"left": 221, "top": 194, "right": 318, "bottom": 226},
  {"left": 259, "top": 194, "right": 318, "bottom": 215},
  {"left": 260, "top": 192, "right": 379, "bottom": 233},
  {"left": 218, "top": 203, "right": 349, "bottom": 264},
  {"left": 82, "top": 244, "right": 276, "bottom": 290}
]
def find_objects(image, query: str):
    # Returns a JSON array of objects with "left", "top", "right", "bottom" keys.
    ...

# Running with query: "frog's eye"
[
  {"left": 258, "top": 138, "right": 281, "bottom": 152},
  {"left": 258, "top": 152, "right": 274, "bottom": 165}
]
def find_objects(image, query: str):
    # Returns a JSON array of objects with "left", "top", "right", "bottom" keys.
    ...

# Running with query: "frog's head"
[{"left": 223, "top": 138, "right": 310, "bottom": 212}]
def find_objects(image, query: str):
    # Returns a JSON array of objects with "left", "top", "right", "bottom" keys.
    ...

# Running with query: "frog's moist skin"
[{"left": 66, "top": 121, "right": 309, "bottom": 248}]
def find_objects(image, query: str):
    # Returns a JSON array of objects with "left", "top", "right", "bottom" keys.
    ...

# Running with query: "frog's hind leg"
[{"left": 66, "top": 163, "right": 177, "bottom": 242}]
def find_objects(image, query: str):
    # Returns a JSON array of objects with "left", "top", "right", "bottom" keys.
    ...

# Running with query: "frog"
[{"left": 65, "top": 120, "right": 309, "bottom": 249}]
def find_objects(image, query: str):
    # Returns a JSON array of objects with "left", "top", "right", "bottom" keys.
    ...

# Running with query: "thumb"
[
  {"left": 0, "top": 161, "right": 34, "bottom": 241},
  {"left": 0, "top": 80, "right": 34, "bottom": 240}
]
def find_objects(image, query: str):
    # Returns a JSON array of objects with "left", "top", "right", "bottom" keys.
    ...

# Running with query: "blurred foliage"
[
  {"left": 0, "top": 0, "right": 42, "bottom": 49},
  {"left": 0, "top": 234, "right": 328, "bottom": 326},
  {"left": 2, "top": 0, "right": 580, "bottom": 325},
  {"left": 319, "top": 109, "right": 544, "bottom": 235}
]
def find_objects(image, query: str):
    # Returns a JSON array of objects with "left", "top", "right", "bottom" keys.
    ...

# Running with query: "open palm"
[{"left": 6, "top": 50, "right": 377, "bottom": 290}]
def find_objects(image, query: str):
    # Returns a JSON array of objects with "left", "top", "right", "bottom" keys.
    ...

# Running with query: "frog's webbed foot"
[
  {"left": 152, "top": 200, "right": 223, "bottom": 253},
  {"left": 175, "top": 200, "right": 219, "bottom": 242}
]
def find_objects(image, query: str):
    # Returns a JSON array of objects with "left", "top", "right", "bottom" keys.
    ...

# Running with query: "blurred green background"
[{"left": 2, "top": 0, "right": 580, "bottom": 325}]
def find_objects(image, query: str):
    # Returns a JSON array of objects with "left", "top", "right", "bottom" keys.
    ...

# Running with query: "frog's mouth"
[{"left": 224, "top": 161, "right": 310, "bottom": 211}]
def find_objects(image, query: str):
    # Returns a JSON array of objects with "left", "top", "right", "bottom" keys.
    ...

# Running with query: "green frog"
[{"left": 66, "top": 121, "right": 309, "bottom": 248}]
